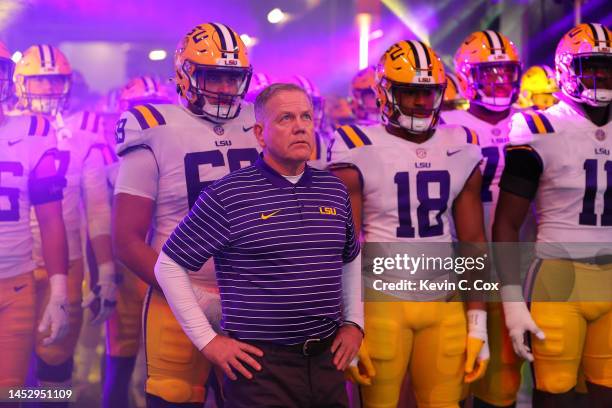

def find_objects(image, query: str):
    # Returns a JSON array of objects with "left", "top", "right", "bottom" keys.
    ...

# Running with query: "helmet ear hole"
[{"left": 376, "top": 99, "right": 381, "bottom": 108}]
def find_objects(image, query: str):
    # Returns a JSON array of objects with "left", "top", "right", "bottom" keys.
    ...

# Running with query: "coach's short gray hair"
[{"left": 254, "top": 83, "right": 312, "bottom": 122}]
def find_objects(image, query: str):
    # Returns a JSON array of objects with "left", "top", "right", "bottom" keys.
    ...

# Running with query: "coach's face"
[{"left": 255, "top": 90, "right": 315, "bottom": 169}]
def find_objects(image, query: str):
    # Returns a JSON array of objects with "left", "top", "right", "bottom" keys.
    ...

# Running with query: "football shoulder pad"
[
  {"left": 508, "top": 110, "right": 555, "bottom": 146},
  {"left": 335, "top": 124, "right": 373, "bottom": 149},
  {"left": 114, "top": 103, "right": 174, "bottom": 156}
]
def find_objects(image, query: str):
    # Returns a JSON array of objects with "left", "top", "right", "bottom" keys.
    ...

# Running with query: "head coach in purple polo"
[{"left": 154, "top": 83, "right": 364, "bottom": 407}]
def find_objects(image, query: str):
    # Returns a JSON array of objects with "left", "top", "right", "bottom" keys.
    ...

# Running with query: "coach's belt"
[
  {"left": 565, "top": 255, "right": 612, "bottom": 266},
  {"left": 263, "top": 333, "right": 335, "bottom": 357},
  {"left": 299, "top": 334, "right": 335, "bottom": 357}
]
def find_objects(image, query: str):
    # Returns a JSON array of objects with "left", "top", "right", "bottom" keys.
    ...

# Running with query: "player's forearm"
[
  {"left": 90, "top": 234, "right": 113, "bottom": 265},
  {"left": 492, "top": 217, "right": 522, "bottom": 286},
  {"left": 155, "top": 251, "right": 217, "bottom": 350},
  {"left": 37, "top": 203, "right": 69, "bottom": 278},
  {"left": 114, "top": 236, "right": 159, "bottom": 288}
]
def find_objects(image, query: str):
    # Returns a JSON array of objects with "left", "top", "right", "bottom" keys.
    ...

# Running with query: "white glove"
[
  {"left": 465, "top": 309, "right": 490, "bottom": 383},
  {"left": 82, "top": 262, "right": 118, "bottom": 325},
  {"left": 501, "top": 285, "right": 545, "bottom": 362},
  {"left": 39, "top": 274, "right": 69, "bottom": 346}
]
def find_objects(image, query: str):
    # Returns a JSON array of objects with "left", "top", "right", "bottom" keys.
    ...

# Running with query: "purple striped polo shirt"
[{"left": 163, "top": 156, "right": 360, "bottom": 345}]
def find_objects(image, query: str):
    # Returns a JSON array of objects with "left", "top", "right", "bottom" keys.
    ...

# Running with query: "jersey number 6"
[{"left": 184, "top": 148, "right": 259, "bottom": 208}]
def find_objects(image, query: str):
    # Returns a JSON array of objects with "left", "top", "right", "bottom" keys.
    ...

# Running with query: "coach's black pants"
[{"left": 223, "top": 341, "right": 348, "bottom": 408}]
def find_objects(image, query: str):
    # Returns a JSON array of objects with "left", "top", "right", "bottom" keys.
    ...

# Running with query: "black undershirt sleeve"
[{"left": 499, "top": 145, "right": 543, "bottom": 200}]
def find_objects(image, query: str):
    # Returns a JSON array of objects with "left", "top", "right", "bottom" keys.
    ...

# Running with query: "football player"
[
  {"left": 495, "top": 22, "right": 612, "bottom": 407},
  {"left": 101, "top": 76, "right": 171, "bottom": 408},
  {"left": 325, "top": 95, "right": 355, "bottom": 129},
  {"left": 289, "top": 75, "right": 329, "bottom": 169},
  {"left": 349, "top": 66, "right": 380, "bottom": 125},
  {"left": 14, "top": 44, "right": 115, "bottom": 398},
  {"left": 517, "top": 65, "right": 559, "bottom": 110},
  {"left": 442, "top": 72, "right": 468, "bottom": 111},
  {"left": 329, "top": 40, "right": 489, "bottom": 408},
  {"left": 0, "top": 41, "right": 69, "bottom": 393},
  {"left": 244, "top": 72, "right": 272, "bottom": 103},
  {"left": 441, "top": 31, "right": 526, "bottom": 408},
  {"left": 112, "top": 22, "right": 261, "bottom": 407}
]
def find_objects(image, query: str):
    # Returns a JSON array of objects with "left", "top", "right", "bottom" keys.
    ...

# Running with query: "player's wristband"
[
  {"left": 342, "top": 320, "right": 365, "bottom": 337},
  {"left": 97, "top": 262, "right": 115, "bottom": 283},
  {"left": 49, "top": 274, "right": 68, "bottom": 302}
]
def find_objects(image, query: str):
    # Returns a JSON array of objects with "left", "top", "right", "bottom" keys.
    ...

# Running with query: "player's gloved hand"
[
  {"left": 39, "top": 274, "right": 69, "bottom": 346},
  {"left": 501, "top": 285, "right": 545, "bottom": 362},
  {"left": 82, "top": 262, "right": 118, "bottom": 325},
  {"left": 465, "top": 309, "right": 490, "bottom": 383},
  {"left": 345, "top": 342, "right": 376, "bottom": 386}
]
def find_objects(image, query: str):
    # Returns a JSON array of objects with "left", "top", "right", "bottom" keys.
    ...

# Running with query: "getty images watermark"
[
  {"left": 360, "top": 242, "right": 612, "bottom": 302},
  {"left": 370, "top": 252, "right": 498, "bottom": 292}
]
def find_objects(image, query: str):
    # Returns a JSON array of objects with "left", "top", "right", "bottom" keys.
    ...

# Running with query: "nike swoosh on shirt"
[
  {"left": 261, "top": 210, "right": 281, "bottom": 220},
  {"left": 8, "top": 139, "right": 22, "bottom": 146},
  {"left": 446, "top": 149, "right": 462, "bottom": 156},
  {"left": 242, "top": 126, "right": 254, "bottom": 132},
  {"left": 14, "top": 284, "right": 27, "bottom": 292}
]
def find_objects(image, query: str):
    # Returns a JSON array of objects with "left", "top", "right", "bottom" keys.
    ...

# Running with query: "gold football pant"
[
  {"left": 143, "top": 286, "right": 221, "bottom": 404},
  {"left": 361, "top": 301, "right": 467, "bottom": 408},
  {"left": 0, "top": 271, "right": 36, "bottom": 387},
  {"left": 527, "top": 259, "right": 612, "bottom": 393},
  {"left": 106, "top": 264, "right": 147, "bottom": 357},
  {"left": 470, "top": 302, "right": 522, "bottom": 406},
  {"left": 35, "top": 259, "right": 84, "bottom": 367}
]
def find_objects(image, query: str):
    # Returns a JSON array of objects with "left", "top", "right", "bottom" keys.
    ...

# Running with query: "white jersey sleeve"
[
  {"left": 114, "top": 104, "right": 165, "bottom": 157},
  {"left": 82, "top": 142, "right": 112, "bottom": 239},
  {"left": 114, "top": 147, "right": 159, "bottom": 200}
]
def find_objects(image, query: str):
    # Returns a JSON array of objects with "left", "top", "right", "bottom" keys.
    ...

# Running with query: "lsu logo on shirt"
[{"left": 319, "top": 207, "right": 337, "bottom": 216}]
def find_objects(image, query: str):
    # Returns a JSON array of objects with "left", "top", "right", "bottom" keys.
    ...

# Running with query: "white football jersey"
[
  {"left": 329, "top": 123, "right": 482, "bottom": 243},
  {"left": 0, "top": 115, "right": 57, "bottom": 278},
  {"left": 308, "top": 131, "right": 329, "bottom": 170},
  {"left": 30, "top": 111, "right": 110, "bottom": 264},
  {"left": 441, "top": 109, "right": 516, "bottom": 238},
  {"left": 508, "top": 101, "right": 612, "bottom": 258},
  {"left": 329, "top": 123, "right": 481, "bottom": 297},
  {"left": 114, "top": 103, "right": 261, "bottom": 288}
]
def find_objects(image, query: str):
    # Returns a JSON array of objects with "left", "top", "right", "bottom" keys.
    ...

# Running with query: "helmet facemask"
[
  {"left": 381, "top": 79, "right": 445, "bottom": 134},
  {"left": 182, "top": 61, "right": 251, "bottom": 121},
  {"left": 468, "top": 61, "right": 521, "bottom": 111},
  {"left": 20, "top": 74, "right": 71, "bottom": 116},
  {"left": 0, "top": 58, "right": 14, "bottom": 102},
  {"left": 565, "top": 54, "right": 612, "bottom": 107}
]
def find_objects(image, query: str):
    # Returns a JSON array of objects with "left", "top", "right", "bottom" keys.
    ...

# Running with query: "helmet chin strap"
[
  {"left": 397, "top": 112, "right": 434, "bottom": 133},
  {"left": 581, "top": 88, "right": 612, "bottom": 107},
  {"left": 562, "top": 85, "right": 612, "bottom": 108},
  {"left": 475, "top": 90, "right": 513, "bottom": 111}
]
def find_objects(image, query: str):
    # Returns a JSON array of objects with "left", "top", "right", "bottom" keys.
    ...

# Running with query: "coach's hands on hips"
[
  {"left": 332, "top": 324, "right": 363, "bottom": 371},
  {"left": 201, "top": 334, "right": 263, "bottom": 380},
  {"left": 345, "top": 342, "right": 376, "bottom": 386}
]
